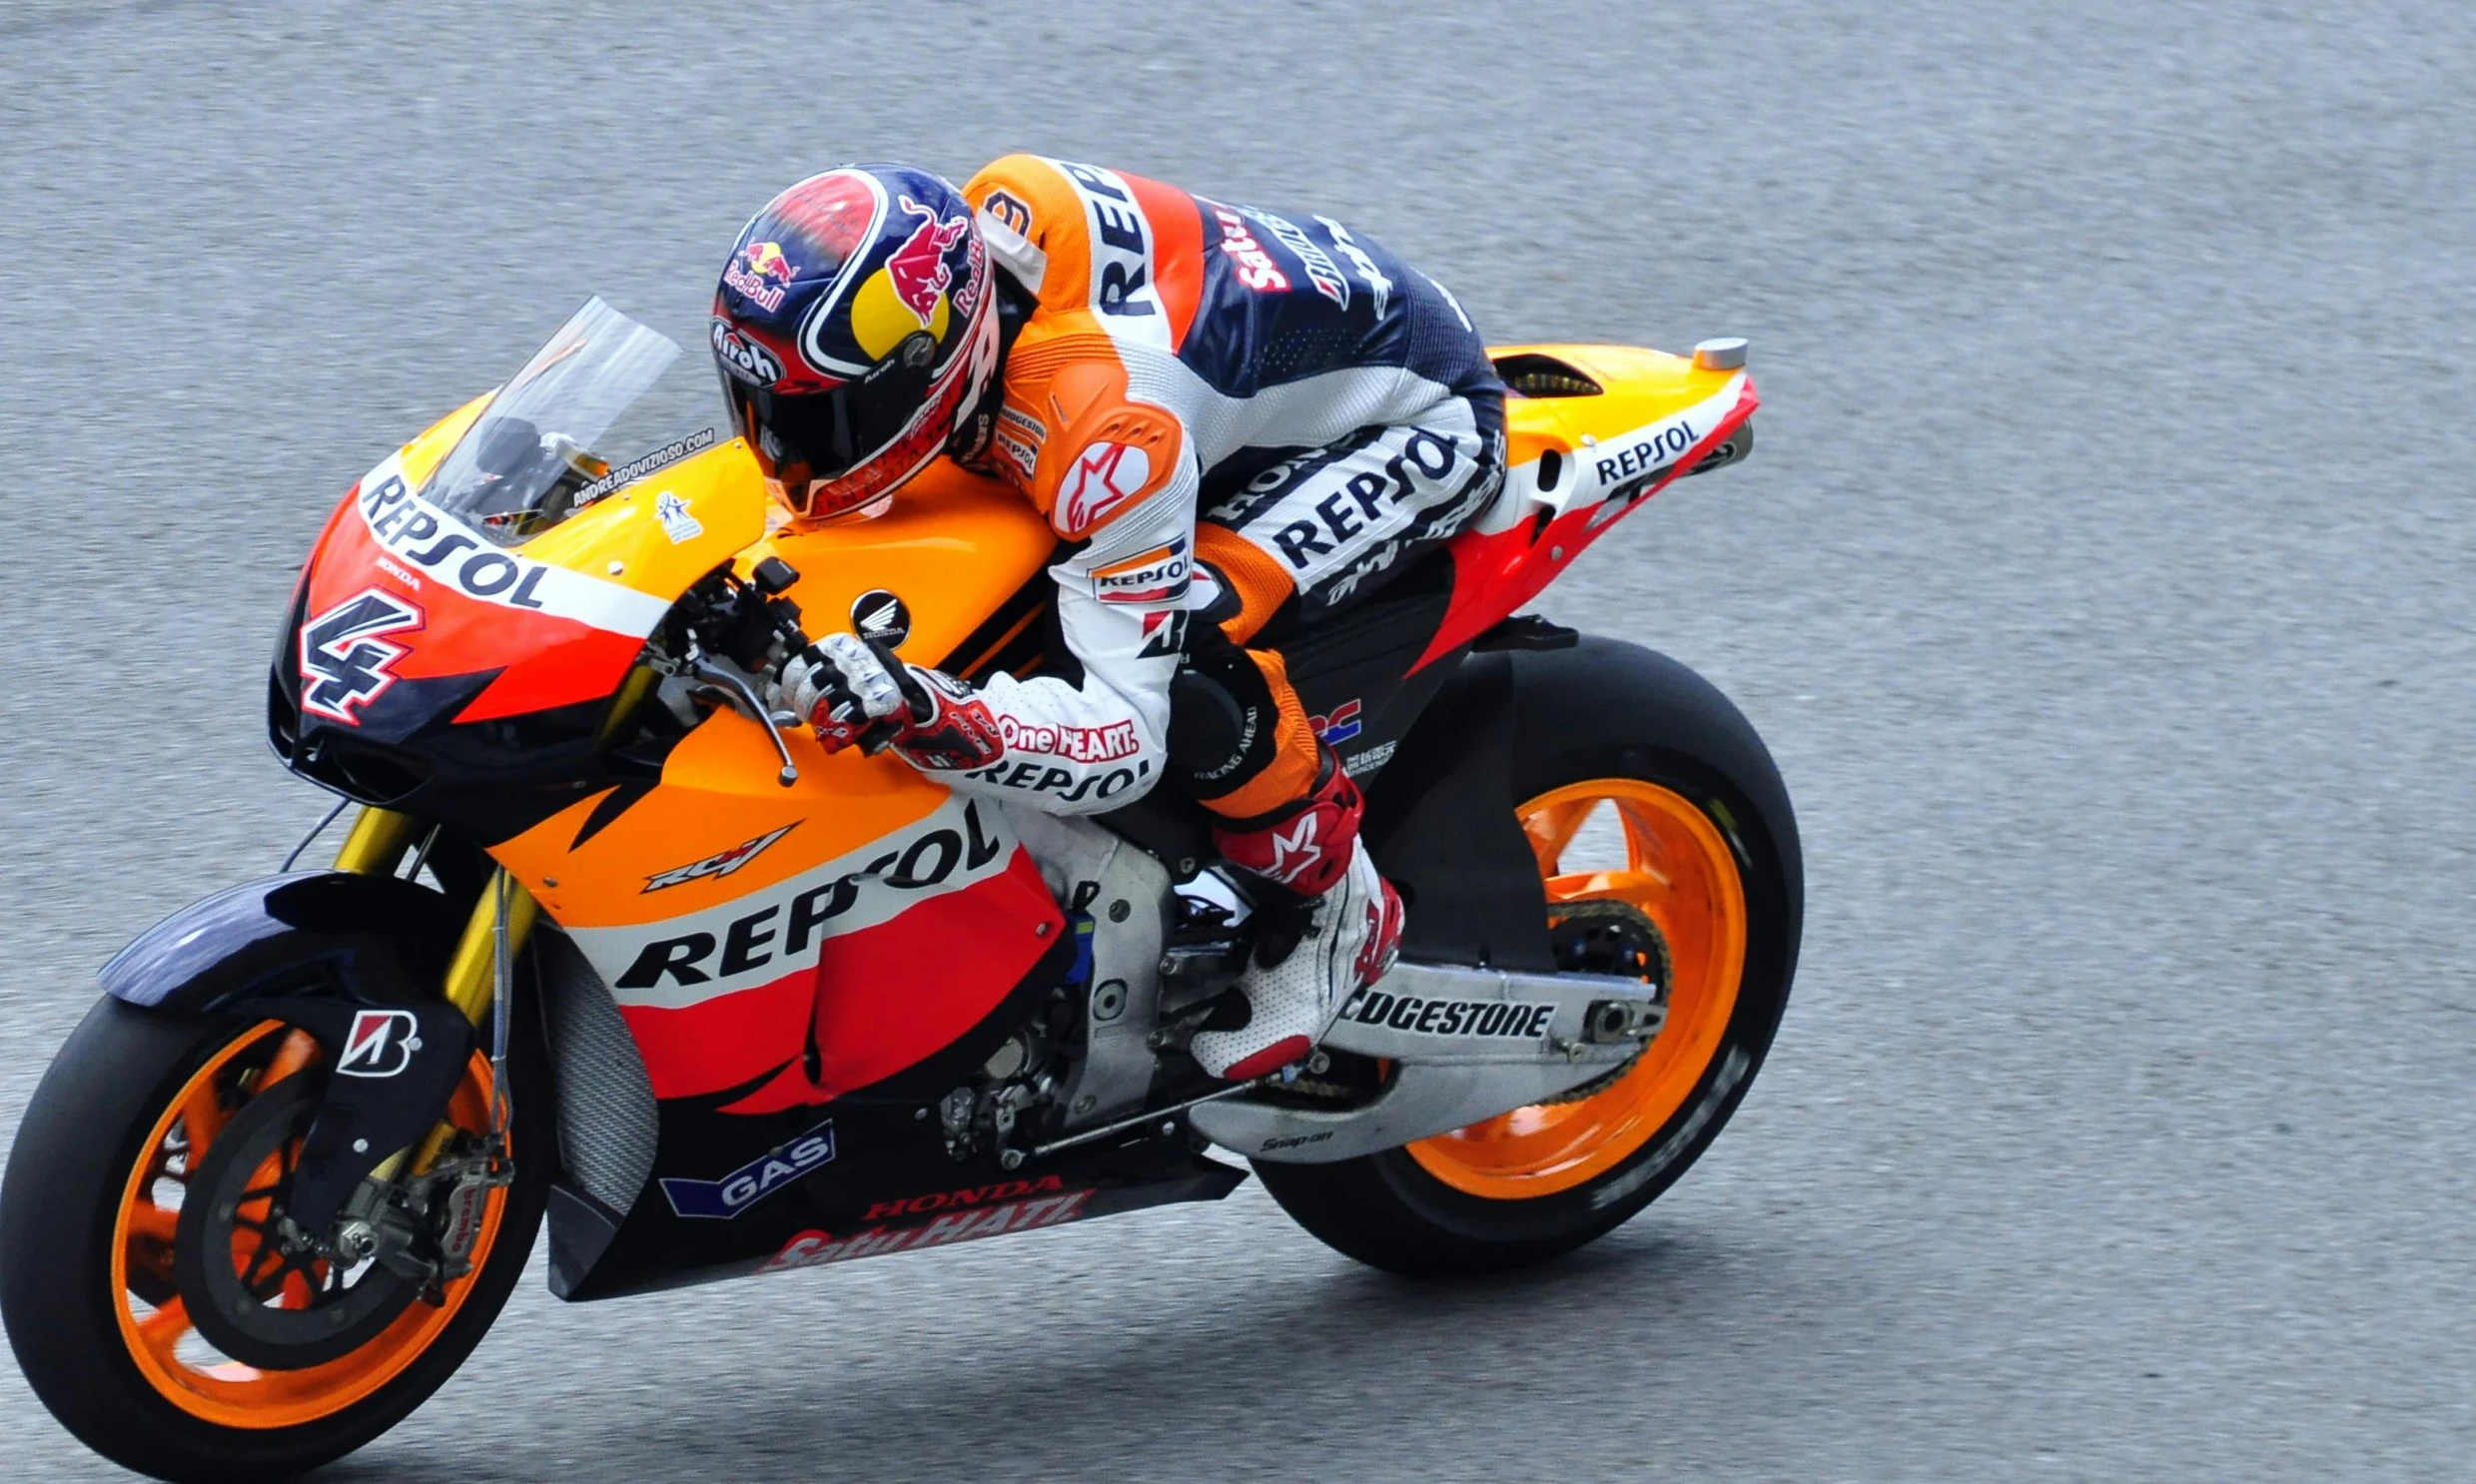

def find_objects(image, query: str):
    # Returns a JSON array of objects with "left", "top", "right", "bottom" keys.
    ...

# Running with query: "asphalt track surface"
[{"left": 3, "top": 2, "right": 2473, "bottom": 1478}]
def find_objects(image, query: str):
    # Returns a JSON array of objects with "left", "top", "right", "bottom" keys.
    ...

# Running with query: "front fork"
[{"left": 332, "top": 807, "right": 536, "bottom": 1174}]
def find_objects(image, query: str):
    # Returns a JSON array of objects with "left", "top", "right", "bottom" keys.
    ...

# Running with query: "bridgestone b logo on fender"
[
  {"left": 336, "top": 1009, "right": 423, "bottom": 1078},
  {"left": 1345, "top": 991, "right": 1556, "bottom": 1040}
]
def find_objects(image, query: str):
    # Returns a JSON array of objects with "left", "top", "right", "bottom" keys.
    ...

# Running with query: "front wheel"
[
  {"left": 0, "top": 996, "right": 549, "bottom": 1483},
  {"left": 1256, "top": 641, "right": 1801, "bottom": 1275}
]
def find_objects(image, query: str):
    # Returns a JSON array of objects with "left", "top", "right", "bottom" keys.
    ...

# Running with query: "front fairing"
[{"left": 270, "top": 302, "right": 771, "bottom": 831}]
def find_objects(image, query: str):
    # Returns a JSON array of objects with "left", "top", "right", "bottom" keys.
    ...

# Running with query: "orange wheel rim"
[
  {"left": 110, "top": 1021, "right": 509, "bottom": 1429},
  {"left": 1406, "top": 779, "right": 1748, "bottom": 1199}
]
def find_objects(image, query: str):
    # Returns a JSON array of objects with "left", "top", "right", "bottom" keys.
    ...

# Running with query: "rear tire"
[
  {"left": 0, "top": 995, "right": 550, "bottom": 1483},
  {"left": 1255, "top": 640, "right": 1800, "bottom": 1276}
]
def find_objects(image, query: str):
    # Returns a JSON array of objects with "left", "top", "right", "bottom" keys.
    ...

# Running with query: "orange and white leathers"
[
  {"left": 905, "top": 155, "right": 1504, "bottom": 824},
  {"left": 878, "top": 157, "right": 1498, "bottom": 1077}
]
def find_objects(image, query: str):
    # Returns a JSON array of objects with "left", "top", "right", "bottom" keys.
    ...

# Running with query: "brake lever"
[{"left": 690, "top": 659, "right": 800, "bottom": 787}]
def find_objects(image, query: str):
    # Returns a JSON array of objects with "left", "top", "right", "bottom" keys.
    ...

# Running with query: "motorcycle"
[{"left": 0, "top": 299, "right": 1798, "bottom": 1482}]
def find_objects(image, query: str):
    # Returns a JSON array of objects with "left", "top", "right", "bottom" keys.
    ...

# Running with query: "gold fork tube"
[
  {"left": 382, "top": 868, "right": 539, "bottom": 1180},
  {"left": 442, "top": 870, "right": 538, "bottom": 1028},
  {"left": 332, "top": 807, "right": 417, "bottom": 875}
]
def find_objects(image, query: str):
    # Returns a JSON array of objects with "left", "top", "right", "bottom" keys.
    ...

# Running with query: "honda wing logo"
[
  {"left": 337, "top": 1009, "right": 422, "bottom": 1079},
  {"left": 299, "top": 588, "right": 424, "bottom": 725},
  {"left": 643, "top": 824, "right": 799, "bottom": 893}
]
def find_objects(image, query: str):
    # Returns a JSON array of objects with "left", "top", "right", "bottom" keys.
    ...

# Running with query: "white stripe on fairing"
[
  {"left": 353, "top": 452, "right": 673, "bottom": 635},
  {"left": 567, "top": 793, "right": 1023, "bottom": 1013},
  {"left": 1466, "top": 373, "right": 1751, "bottom": 535}
]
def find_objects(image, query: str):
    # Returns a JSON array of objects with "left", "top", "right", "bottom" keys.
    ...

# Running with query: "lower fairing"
[{"left": 535, "top": 922, "right": 1245, "bottom": 1301}]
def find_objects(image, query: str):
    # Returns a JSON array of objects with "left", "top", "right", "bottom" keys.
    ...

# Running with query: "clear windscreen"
[{"left": 419, "top": 298, "right": 711, "bottom": 545}]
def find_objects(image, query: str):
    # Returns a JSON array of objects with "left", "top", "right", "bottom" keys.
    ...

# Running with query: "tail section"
[{"left": 1418, "top": 343, "right": 1758, "bottom": 670}]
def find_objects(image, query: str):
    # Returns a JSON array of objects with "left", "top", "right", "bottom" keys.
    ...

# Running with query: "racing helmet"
[{"left": 711, "top": 165, "right": 997, "bottom": 521}]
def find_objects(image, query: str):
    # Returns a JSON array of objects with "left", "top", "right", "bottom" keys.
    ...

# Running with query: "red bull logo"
[
  {"left": 723, "top": 240, "right": 794, "bottom": 313},
  {"left": 885, "top": 196, "right": 970, "bottom": 329}
]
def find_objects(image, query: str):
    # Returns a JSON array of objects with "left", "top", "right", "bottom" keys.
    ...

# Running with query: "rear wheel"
[
  {"left": 0, "top": 996, "right": 548, "bottom": 1483},
  {"left": 1255, "top": 647, "right": 1798, "bottom": 1275}
]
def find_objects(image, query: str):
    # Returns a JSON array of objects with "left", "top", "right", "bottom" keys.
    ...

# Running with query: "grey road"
[{"left": 3, "top": 1, "right": 2472, "bottom": 1478}]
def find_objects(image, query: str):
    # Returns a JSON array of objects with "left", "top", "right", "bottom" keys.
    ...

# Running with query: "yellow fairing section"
[
  {"left": 519, "top": 438, "right": 771, "bottom": 600},
  {"left": 1492, "top": 343, "right": 1745, "bottom": 468},
  {"left": 395, "top": 392, "right": 493, "bottom": 487},
  {"left": 757, "top": 458, "right": 1055, "bottom": 666}
]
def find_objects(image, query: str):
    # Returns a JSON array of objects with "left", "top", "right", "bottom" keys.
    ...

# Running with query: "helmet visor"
[{"left": 733, "top": 352, "right": 937, "bottom": 483}]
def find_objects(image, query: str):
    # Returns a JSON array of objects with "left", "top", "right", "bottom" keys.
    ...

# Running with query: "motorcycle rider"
[{"left": 713, "top": 160, "right": 1506, "bottom": 1082}]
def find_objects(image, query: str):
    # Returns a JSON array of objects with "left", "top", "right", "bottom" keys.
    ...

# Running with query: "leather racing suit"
[
  {"left": 941, "top": 155, "right": 1506, "bottom": 827},
  {"left": 836, "top": 155, "right": 1508, "bottom": 1079}
]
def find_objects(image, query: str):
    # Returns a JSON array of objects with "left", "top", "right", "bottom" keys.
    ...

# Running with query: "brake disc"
[{"left": 172, "top": 1076, "right": 420, "bottom": 1370}]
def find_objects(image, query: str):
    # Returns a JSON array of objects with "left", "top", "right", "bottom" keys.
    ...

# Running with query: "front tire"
[
  {"left": 0, "top": 996, "right": 549, "bottom": 1483},
  {"left": 1255, "top": 641, "right": 1800, "bottom": 1275}
]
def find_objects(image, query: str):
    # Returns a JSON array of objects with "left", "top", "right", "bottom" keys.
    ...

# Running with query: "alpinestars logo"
[
  {"left": 299, "top": 588, "right": 423, "bottom": 725},
  {"left": 1059, "top": 440, "right": 1152, "bottom": 532},
  {"left": 336, "top": 1009, "right": 422, "bottom": 1079},
  {"left": 1266, "top": 812, "right": 1323, "bottom": 885},
  {"left": 644, "top": 824, "right": 798, "bottom": 893}
]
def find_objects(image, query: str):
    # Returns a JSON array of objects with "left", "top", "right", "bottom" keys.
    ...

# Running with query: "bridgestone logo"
[{"left": 1346, "top": 992, "right": 1555, "bottom": 1040}]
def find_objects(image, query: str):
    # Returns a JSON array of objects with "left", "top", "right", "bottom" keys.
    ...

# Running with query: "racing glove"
[{"left": 777, "top": 633, "right": 1005, "bottom": 771}]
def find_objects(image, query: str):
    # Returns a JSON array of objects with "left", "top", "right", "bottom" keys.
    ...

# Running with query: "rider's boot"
[{"left": 1189, "top": 758, "right": 1406, "bottom": 1082}]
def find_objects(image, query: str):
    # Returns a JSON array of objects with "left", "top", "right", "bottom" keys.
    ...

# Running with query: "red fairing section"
[
  {"left": 454, "top": 630, "right": 652, "bottom": 722},
  {"left": 1414, "top": 378, "right": 1759, "bottom": 672},
  {"left": 296, "top": 460, "right": 671, "bottom": 726},
  {"left": 615, "top": 850, "right": 1064, "bottom": 1111},
  {"left": 614, "top": 974, "right": 816, "bottom": 1105}
]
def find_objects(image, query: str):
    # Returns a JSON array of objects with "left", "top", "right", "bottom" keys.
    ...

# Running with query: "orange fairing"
[
  {"left": 491, "top": 725, "right": 1061, "bottom": 1106},
  {"left": 754, "top": 457, "right": 1056, "bottom": 671},
  {"left": 1418, "top": 345, "right": 1758, "bottom": 669},
  {"left": 486, "top": 459, "right": 1063, "bottom": 1107},
  {"left": 519, "top": 436, "right": 771, "bottom": 608}
]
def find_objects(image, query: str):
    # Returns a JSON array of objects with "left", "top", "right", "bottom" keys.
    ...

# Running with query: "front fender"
[
  {"left": 100, "top": 870, "right": 462, "bottom": 1011},
  {"left": 98, "top": 871, "right": 476, "bottom": 1231}
]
